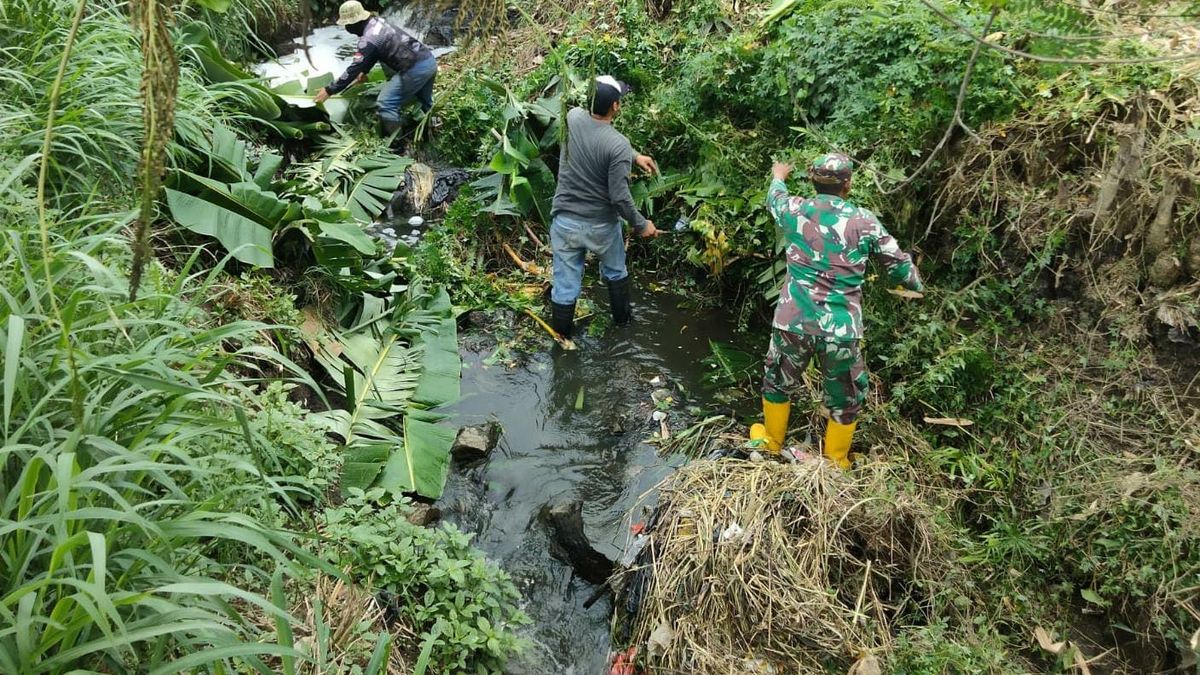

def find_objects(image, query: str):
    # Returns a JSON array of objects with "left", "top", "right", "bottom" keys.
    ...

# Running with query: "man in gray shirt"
[{"left": 548, "top": 76, "right": 661, "bottom": 340}]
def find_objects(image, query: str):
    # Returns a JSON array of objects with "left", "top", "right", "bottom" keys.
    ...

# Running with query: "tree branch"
[
  {"left": 880, "top": 7, "right": 998, "bottom": 195},
  {"left": 1055, "top": 0, "right": 1199, "bottom": 19},
  {"left": 919, "top": 0, "right": 1200, "bottom": 65}
]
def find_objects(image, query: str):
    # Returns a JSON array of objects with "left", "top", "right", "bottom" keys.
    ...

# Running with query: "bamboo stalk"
[
  {"left": 503, "top": 243, "right": 544, "bottom": 275},
  {"left": 524, "top": 308, "right": 575, "bottom": 350}
]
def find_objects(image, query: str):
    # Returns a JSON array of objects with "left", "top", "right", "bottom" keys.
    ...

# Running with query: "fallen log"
[{"left": 539, "top": 500, "right": 615, "bottom": 585}]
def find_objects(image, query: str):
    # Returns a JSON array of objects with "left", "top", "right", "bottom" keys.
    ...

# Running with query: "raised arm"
[{"left": 766, "top": 163, "right": 806, "bottom": 233}]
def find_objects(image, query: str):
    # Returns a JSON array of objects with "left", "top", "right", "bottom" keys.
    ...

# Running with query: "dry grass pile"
[
  {"left": 275, "top": 575, "right": 416, "bottom": 675},
  {"left": 617, "top": 457, "right": 956, "bottom": 674}
]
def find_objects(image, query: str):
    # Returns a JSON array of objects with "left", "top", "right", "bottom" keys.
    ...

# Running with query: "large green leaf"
[
  {"left": 174, "top": 172, "right": 291, "bottom": 227},
  {"left": 342, "top": 155, "right": 413, "bottom": 224},
  {"left": 253, "top": 152, "right": 283, "bottom": 190},
  {"left": 165, "top": 188, "right": 274, "bottom": 268},
  {"left": 340, "top": 443, "right": 391, "bottom": 493},
  {"left": 376, "top": 417, "right": 455, "bottom": 498},
  {"left": 196, "top": 124, "right": 252, "bottom": 183},
  {"left": 311, "top": 289, "right": 461, "bottom": 499},
  {"left": 318, "top": 221, "right": 377, "bottom": 255},
  {"left": 180, "top": 23, "right": 329, "bottom": 139},
  {"left": 412, "top": 289, "right": 460, "bottom": 408}
]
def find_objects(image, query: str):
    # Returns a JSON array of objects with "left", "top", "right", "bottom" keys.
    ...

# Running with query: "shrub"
[{"left": 321, "top": 490, "right": 529, "bottom": 674}]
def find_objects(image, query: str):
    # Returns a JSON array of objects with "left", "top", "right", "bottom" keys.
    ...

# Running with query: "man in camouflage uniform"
[{"left": 749, "top": 153, "right": 923, "bottom": 468}]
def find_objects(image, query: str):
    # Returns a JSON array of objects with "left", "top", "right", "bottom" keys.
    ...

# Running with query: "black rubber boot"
[
  {"left": 608, "top": 276, "right": 633, "bottom": 325},
  {"left": 380, "top": 118, "right": 402, "bottom": 137},
  {"left": 550, "top": 301, "right": 575, "bottom": 340}
]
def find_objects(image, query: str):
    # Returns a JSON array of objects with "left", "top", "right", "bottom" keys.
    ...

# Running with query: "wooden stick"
[
  {"left": 523, "top": 222, "right": 547, "bottom": 250},
  {"left": 524, "top": 308, "right": 575, "bottom": 350},
  {"left": 503, "top": 243, "right": 544, "bottom": 275}
]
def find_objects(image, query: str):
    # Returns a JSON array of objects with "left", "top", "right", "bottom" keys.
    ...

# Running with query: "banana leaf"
[
  {"left": 411, "top": 289, "right": 459, "bottom": 408},
  {"left": 165, "top": 188, "right": 274, "bottom": 268},
  {"left": 311, "top": 290, "right": 461, "bottom": 499},
  {"left": 317, "top": 221, "right": 377, "bottom": 256},
  {"left": 180, "top": 23, "right": 330, "bottom": 138},
  {"left": 173, "top": 172, "right": 292, "bottom": 227},
  {"left": 376, "top": 415, "right": 455, "bottom": 498},
  {"left": 340, "top": 155, "right": 412, "bottom": 224},
  {"left": 254, "top": 152, "right": 283, "bottom": 190}
]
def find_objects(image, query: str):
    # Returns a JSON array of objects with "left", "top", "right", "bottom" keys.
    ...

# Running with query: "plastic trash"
[{"left": 720, "top": 523, "right": 745, "bottom": 544}]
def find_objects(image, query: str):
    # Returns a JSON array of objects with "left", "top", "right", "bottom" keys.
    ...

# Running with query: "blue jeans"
[
  {"left": 377, "top": 55, "right": 437, "bottom": 123},
  {"left": 550, "top": 213, "right": 628, "bottom": 305}
]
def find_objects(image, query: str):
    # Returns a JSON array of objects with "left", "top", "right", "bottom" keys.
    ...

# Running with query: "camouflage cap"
[{"left": 808, "top": 153, "right": 853, "bottom": 185}]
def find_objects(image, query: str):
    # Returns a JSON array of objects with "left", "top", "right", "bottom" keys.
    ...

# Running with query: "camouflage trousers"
[{"left": 761, "top": 329, "right": 867, "bottom": 424}]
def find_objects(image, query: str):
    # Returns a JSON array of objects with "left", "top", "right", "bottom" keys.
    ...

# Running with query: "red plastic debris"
[
  {"left": 609, "top": 646, "right": 640, "bottom": 675},
  {"left": 630, "top": 522, "right": 646, "bottom": 535}
]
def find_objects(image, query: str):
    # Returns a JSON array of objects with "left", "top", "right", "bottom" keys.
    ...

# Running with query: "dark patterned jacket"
[{"left": 326, "top": 17, "right": 432, "bottom": 94}]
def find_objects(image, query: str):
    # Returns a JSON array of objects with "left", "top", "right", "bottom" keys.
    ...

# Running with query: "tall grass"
[
  {"left": 1, "top": 145, "right": 333, "bottom": 669},
  {"left": 0, "top": 0, "right": 336, "bottom": 666},
  {"left": 0, "top": 0, "right": 282, "bottom": 207}
]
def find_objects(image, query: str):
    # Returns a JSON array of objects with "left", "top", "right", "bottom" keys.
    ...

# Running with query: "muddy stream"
[
  {"left": 441, "top": 290, "right": 749, "bottom": 674},
  {"left": 257, "top": 17, "right": 755, "bottom": 672}
]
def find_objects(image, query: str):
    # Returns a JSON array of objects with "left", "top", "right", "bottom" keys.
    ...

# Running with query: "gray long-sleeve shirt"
[{"left": 550, "top": 107, "right": 647, "bottom": 233}]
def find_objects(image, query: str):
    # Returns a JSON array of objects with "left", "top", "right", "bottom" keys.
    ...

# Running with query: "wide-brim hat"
[{"left": 337, "top": 0, "right": 372, "bottom": 26}]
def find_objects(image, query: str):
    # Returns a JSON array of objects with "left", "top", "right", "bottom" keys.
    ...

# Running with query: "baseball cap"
[
  {"left": 808, "top": 152, "right": 854, "bottom": 185},
  {"left": 591, "top": 75, "right": 633, "bottom": 115}
]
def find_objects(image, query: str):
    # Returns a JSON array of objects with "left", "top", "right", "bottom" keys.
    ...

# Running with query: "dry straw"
[{"left": 617, "top": 457, "right": 955, "bottom": 674}]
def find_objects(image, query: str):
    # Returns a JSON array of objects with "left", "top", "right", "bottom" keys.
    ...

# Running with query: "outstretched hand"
[
  {"left": 635, "top": 154, "right": 659, "bottom": 175},
  {"left": 639, "top": 220, "right": 660, "bottom": 237},
  {"left": 314, "top": 87, "right": 330, "bottom": 104},
  {"left": 772, "top": 161, "right": 793, "bottom": 181}
]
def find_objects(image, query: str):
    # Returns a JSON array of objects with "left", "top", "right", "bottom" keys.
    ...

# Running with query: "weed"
[{"left": 321, "top": 489, "right": 530, "bottom": 674}]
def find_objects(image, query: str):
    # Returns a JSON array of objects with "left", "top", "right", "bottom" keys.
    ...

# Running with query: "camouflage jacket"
[{"left": 767, "top": 178, "right": 923, "bottom": 340}]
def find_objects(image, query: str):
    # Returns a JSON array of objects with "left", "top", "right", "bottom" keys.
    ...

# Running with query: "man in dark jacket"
[
  {"left": 314, "top": 0, "right": 437, "bottom": 135},
  {"left": 548, "top": 76, "right": 660, "bottom": 340}
]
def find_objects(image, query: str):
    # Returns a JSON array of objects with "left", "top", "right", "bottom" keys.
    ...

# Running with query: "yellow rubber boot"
[
  {"left": 823, "top": 419, "right": 856, "bottom": 469},
  {"left": 756, "top": 398, "right": 791, "bottom": 453},
  {"left": 749, "top": 423, "right": 770, "bottom": 449}
]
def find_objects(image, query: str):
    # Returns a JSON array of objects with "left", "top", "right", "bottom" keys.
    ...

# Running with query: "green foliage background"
[{"left": 2, "top": 0, "right": 1197, "bottom": 671}]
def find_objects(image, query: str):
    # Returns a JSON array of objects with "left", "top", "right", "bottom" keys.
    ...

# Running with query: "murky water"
[{"left": 439, "top": 286, "right": 753, "bottom": 674}]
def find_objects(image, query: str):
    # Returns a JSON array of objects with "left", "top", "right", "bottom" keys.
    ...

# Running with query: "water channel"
[
  {"left": 256, "top": 15, "right": 758, "bottom": 672},
  {"left": 441, "top": 289, "right": 751, "bottom": 673}
]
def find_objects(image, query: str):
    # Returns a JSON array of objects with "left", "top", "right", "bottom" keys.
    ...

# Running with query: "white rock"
[
  {"left": 408, "top": 215, "right": 424, "bottom": 226},
  {"left": 651, "top": 411, "right": 667, "bottom": 422}
]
